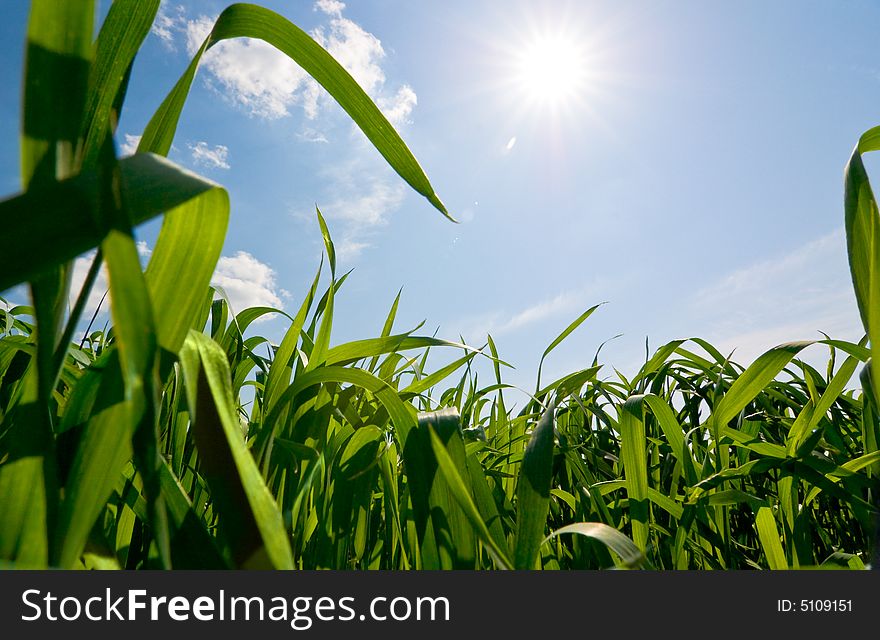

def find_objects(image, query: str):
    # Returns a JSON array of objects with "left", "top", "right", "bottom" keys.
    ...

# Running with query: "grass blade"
[
  {"left": 514, "top": 400, "right": 557, "bottom": 569},
  {"left": 755, "top": 506, "right": 788, "bottom": 570},
  {"left": 139, "top": 3, "right": 449, "bottom": 218},
  {"left": 545, "top": 523, "right": 645, "bottom": 569}
]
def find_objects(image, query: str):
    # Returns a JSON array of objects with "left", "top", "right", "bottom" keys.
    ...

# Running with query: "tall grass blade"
[
  {"left": 139, "top": 3, "right": 449, "bottom": 218},
  {"left": 180, "top": 331, "right": 293, "bottom": 568},
  {"left": 514, "top": 401, "right": 557, "bottom": 569}
]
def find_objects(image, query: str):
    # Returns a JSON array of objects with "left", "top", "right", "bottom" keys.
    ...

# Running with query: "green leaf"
[
  {"left": 536, "top": 304, "right": 602, "bottom": 392},
  {"left": 139, "top": 3, "right": 450, "bottom": 219},
  {"left": 0, "top": 0, "right": 96, "bottom": 569},
  {"left": 712, "top": 341, "right": 813, "bottom": 427},
  {"left": 180, "top": 331, "right": 293, "bottom": 569},
  {"left": 144, "top": 179, "right": 229, "bottom": 355},
  {"left": 80, "top": 0, "right": 160, "bottom": 168},
  {"left": 0, "top": 153, "right": 224, "bottom": 294},
  {"left": 844, "top": 127, "right": 880, "bottom": 402},
  {"left": 54, "top": 354, "right": 135, "bottom": 568},
  {"left": 426, "top": 417, "right": 512, "bottom": 569},
  {"left": 544, "top": 523, "right": 645, "bottom": 569},
  {"left": 619, "top": 396, "right": 649, "bottom": 551},
  {"left": 514, "top": 401, "right": 556, "bottom": 569},
  {"left": 755, "top": 506, "right": 788, "bottom": 570}
]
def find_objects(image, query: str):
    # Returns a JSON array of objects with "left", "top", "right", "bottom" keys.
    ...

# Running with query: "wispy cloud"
[
  {"left": 336, "top": 237, "right": 370, "bottom": 262},
  {"left": 377, "top": 85, "right": 418, "bottom": 128},
  {"left": 211, "top": 251, "right": 286, "bottom": 316},
  {"left": 456, "top": 289, "right": 596, "bottom": 344},
  {"left": 505, "top": 136, "right": 517, "bottom": 152},
  {"left": 151, "top": 1, "right": 186, "bottom": 48},
  {"left": 294, "top": 142, "right": 413, "bottom": 264},
  {"left": 297, "top": 128, "right": 329, "bottom": 144},
  {"left": 686, "top": 228, "right": 863, "bottom": 363},
  {"left": 316, "top": 165, "right": 406, "bottom": 228},
  {"left": 189, "top": 141, "right": 231, "bottom": 170}
]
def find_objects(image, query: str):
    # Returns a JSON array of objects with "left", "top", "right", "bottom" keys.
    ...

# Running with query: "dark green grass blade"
[
  {"left": 514, "top": 401, "right": 556, "bottom": 569},
  {"left": 845, "top": 127, "right": 880, "bottom": 402},
  {"left": 180, "top": 331, "right": 293, "bottom": 569},
  {"left": 80, "top": 0, "right": 160, "bottom": 168},
  {"left": 427, "top": 422, "right": 512, "bottom": 569},
  {"left": 0, "top": 0, "right": 95, "bottom": 569},
  {"left": 0, "top": 154, "right": 222, "bottom": 293},
  {"left": 619, "top": 396, "right": 649, "bottom": 552}
]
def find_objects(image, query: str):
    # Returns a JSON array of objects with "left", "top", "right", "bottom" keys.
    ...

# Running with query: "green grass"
[{"left": 0, "top": 0, "right": 877, "bottom": 570}]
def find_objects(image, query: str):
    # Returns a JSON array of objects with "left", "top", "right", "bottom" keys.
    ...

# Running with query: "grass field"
[{"left": 0, "top": 0, "right": 877, "bottom": 570}]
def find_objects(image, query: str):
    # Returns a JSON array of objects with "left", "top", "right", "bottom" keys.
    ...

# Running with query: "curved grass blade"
[
  {"left": 180, "top": 331, "right": 293, "bottom": 569},
  {"left": 0, "top": 154, "right": 223, "bottom": 293},
  {"left": 845, "top": 127, "right": 880, "bottom": 403},
  {"left": 139, "top": 3, "right": 449, "bottom": 219},
  {"left": 712, "top": 341, "right": 813, "bottom": 427},
  {"left": 544, "top": 523, "right": 646, "bottom": 569},
  {"left": 143, "top": 183, "right": 229, "bottom": 355}
]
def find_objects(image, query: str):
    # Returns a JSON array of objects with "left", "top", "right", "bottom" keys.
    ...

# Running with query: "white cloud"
[
  {"left": 335, "top": 237, "right": 370, "bottom": 262},
  {"left": 505, "top": 136, "right": 517, "bottom": 151},
  {"left": 175, "top": 1, "right": 416, "bottom": 129},
  {"left": 184, "top": 13, "right": 213, "bottom": 55},
  {"left": 70, "top": 252, "right": 110, "bottom": 320},
  {"left": 189, "top": 141, "right": 230, "bottom": 170},
  {"left": 378, "top": 85, "right": 417, "bottom": 127},
  {"left": 297, "top": 128, "right": 329, "bottom": 144},
  {"left": 151, "top": 1, "right": 186, "bottom": 48},
  {"left": 119, "top": 134, "right": 141, "bottom": 156},
  {"left": 185, "top": 15, "right": 314, "bottom": 119},
  {"left": 211, "top": 251, "right": 284, "bottom": 315},
  {"left": 315, "top": 0, "right": 346, "bottom": 18},
  {"left": 457, "top": 290, "right": 595, "bottom": 344},
  {"left": 311, "top": 14, "right": 386, "bottom": 97},
  {"left": 319, "top": 174, "right": 405, "bottom": 227},
  {"left": 500, "top": 292, "right": 584, "bottom": 333},
  {"left": 68, "top": 242, "right": 154, "bottom": 321}
]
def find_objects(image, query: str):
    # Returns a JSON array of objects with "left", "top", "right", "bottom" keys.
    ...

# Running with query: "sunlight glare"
[{"left": 515, "top": 33, "right": 588, "bottom": 109}]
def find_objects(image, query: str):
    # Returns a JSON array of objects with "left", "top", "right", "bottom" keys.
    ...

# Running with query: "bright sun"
[{"left": 515, "top": 34, "right": 588, "bottom": 109}]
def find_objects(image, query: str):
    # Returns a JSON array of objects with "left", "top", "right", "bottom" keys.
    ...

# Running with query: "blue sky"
[{"left": 2, "top": 0, "right": 879, "bottom": 398}]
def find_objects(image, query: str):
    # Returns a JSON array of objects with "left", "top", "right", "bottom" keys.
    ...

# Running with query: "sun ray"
[{"left": 514, "top": 33, "right": 589, "bottom": 109}]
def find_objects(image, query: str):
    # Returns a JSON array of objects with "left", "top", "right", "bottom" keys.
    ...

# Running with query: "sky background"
[{"left": 2, "top": 0, "right": 879, "bottom": 402}]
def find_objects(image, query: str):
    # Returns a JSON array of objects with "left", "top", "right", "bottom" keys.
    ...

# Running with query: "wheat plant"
[{"left": 0, "top": 0, "right": 876, "bottom": 570}]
